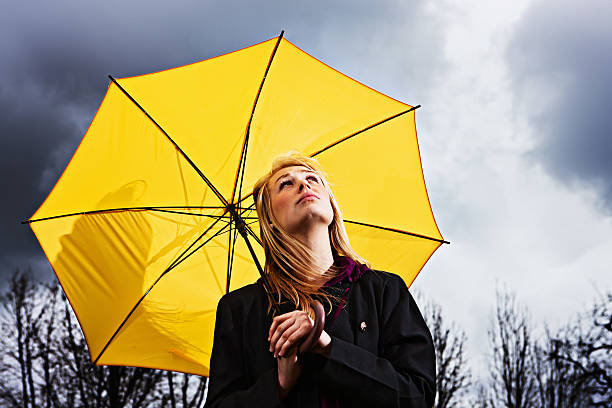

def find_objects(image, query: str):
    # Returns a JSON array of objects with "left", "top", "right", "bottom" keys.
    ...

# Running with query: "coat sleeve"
[
  {"left": 318, "top": 274, "right": 436, "bottom": 407},
  {"left": 204, "top": 295, "right": 283, "bottom": 408}
]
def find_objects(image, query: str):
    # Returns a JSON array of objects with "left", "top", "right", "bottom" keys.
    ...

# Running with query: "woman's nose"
[{"left": 297, "top": 178, "right": 311, "bottom": 192}]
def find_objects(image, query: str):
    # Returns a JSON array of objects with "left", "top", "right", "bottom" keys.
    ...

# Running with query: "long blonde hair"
[{"left": 252, "top": 152, "right": 367, "bottom": 317}]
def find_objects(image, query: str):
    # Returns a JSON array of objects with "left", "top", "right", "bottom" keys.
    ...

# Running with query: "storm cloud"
[
  {"left": 0, "top": 0, "right": 445, "bottom": 280},
  {"left": 507, "top": 0, "right": 612, "bottom": 210}
]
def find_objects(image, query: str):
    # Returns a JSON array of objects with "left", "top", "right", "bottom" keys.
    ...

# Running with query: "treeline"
[
  {"left": 0, "top": 269, "right": 610, "bottom": 407},
  {"left": 0, "top": 271, "right": 206, "bottom": 408},
  {"left": 421, "top": 287, "right": 611, "bottom": 407}
]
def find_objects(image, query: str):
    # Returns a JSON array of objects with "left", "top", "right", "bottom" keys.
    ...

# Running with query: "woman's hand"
[
  {"left": 269, "top": 310, "right": 332, "bottom": 399},
  {"left": 268, "top": 310, "right": 331, "bottom": 358},
  {"left": 276, "top": 348, "right": 301, "bottom": 400}
]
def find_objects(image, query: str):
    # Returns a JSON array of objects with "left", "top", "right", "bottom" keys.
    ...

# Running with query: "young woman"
[{"left": 205, "top": 153, "right": 435, "bottom": 407}]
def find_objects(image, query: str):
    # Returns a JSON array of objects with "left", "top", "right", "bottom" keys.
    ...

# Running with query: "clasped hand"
[
  {"left": 268, "top": 310, "right": 330, "bottom": 357},
  {"left": 268, "top": 310, "right": 331, "bottom": 398}
]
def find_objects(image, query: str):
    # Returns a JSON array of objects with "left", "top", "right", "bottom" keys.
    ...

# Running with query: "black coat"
[{"left": 204, "top": 269, "right": 436, "bottom": 407}]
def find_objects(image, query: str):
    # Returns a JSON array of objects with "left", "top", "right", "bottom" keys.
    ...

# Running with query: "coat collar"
[
  {"left": 255, "top": 256, "right": 369, "bottom": 289},
  {"left": 324, "top": 256, "right": 369, "bottom": 287}
]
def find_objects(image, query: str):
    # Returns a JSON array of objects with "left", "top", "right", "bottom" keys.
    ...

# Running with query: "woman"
[{"left": 205, "top": 153, "right": 435, "bottom": 407}]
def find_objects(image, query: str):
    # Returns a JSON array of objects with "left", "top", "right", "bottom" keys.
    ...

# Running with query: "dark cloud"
[
  {"left": 507, "top": 0, "right": 612, "bottom": 210},
  {"left": 0, "top": 0, "right": 445, "bottom": 281},
  {"left": 0, "top": 83, "right": 79, "bottom": 282}
]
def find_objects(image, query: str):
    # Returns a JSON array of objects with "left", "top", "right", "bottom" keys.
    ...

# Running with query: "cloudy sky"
[{"left": 2, "top": 0, "right": 611, "bottom": 377}]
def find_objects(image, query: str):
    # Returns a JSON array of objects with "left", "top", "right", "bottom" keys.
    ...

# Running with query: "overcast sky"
[{"left": 2, "top": 0, "right": 611, "bottom": 379}]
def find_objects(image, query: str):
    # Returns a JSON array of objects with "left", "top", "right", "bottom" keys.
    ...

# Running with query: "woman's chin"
[{"left": 287, "top": 215, "right": 332, "bottom": 234}]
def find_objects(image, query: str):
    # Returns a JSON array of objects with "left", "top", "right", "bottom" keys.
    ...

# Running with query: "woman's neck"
[{"left": 294, "top": 225, "right": 334, "bottom": 274}]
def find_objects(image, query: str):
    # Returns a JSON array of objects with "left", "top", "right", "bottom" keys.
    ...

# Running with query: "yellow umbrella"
[{"left": 26, "top": 32, "right": 447, "bottom": 377}]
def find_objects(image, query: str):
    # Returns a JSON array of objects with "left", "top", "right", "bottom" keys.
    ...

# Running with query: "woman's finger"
[
  {"left": 268, "top": 311, "right": 303, "bottom": 340},
  {"left": 278, "top": 324, "right": 312, "bottom": 357},
  {"left": 268, "top": 314, "right": 289, "bottom": 341},
  {"left": 269, "top": 315, "right": 298, "bottom": 351},
  {"left": 274, "top": 314, "right": 312, "bottom": 356},
  {"left": 269, "top": 310, "right": 309, "bottom": 343},
  {"left": 274, "top": 319, "right": 302, "bottom": 357}
]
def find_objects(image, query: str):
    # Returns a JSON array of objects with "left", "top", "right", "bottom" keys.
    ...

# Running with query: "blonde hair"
[{"left": 252, "top": 152, "right": 367, "bottom": 317}]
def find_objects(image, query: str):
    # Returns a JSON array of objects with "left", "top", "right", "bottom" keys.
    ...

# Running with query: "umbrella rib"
[
  {"left": 165, "top": 216, "right": 233, "bottom": 274},
  {"left": 23, "top": 206, "right": 227, "bottom": 224},
  {"left": 235, "top": 203, "right": 447, "bottom": 247},
  {"left": 344, "top": 219, "right": 450, "bottom": 244},
  {"left": 226, "top": 220, "right": 233, "bottom": 293},
  {"left": 150, "top": 208, "right": 231, "bottom": 223},
  {"left": 108, "top": 75, "right": 229, "bottom": 207},
  {"left": 93, "top": 209, "right": 230, "bottom": 365},
  {"left": 205, "top": 217, "right": 258, "bottom": 240},
  {"left": 146, "top": 205, "right": 225, "bottom": 209},
  {"left": 164, "top": 210, "right": 231, "bottom": 272},
  {"left": 310, "top": 106, "right": 420, "bottom": 158},
  {"left": 236, "top": 204, "right": 263, "bottom": 246},
  {"left": 236, "top": 205, "right": 447, "bottom": 245},
  {"left": 170, "top": 215, "right": 256, "bottom": 242},
  {"left": 231, "top": 106, "right": 420, "bottom": 208},
  {"left": 231, "top": 30, "right": 285, "bottom": 204},
  {"left": 245, "top": 222, "right": 263, "bottom": 247},
  {"left": 238, "top": 202, "right": 257, "bottom": 222},
  {"left": 226, "top": 224, "right": 240, "bottom": 293}
]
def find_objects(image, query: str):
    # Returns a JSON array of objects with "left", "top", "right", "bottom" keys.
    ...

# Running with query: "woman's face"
[{"left": 267, "top": 165, "right": 334, "bottom": 235}]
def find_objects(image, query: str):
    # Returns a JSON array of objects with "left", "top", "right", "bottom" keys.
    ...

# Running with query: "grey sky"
[{"left": 507, "top": 0, "right": 612, "bottom": 211}]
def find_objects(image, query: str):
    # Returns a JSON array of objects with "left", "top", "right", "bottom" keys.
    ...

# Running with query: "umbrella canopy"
[{"left": 27, "top": 33, "right": 446, "bottom": 377}]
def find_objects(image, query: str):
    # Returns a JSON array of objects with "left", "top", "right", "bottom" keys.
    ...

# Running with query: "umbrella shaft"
[{"left": 228, "top": 206, "right": 280, "bottom": 314}]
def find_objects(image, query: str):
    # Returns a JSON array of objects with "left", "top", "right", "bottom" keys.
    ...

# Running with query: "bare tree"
[
  {"left": 161, "top": 372, "right": 208, "bottom": 408},
  {"left": 471, "top": 382, "right": 494, "bottom": 408},
  {"left": 546, "top": 291, "right": 611, "bottom": 407},
  {"left": 0, "top": 269, "right": 56, "bottom": 408},
  {"left": 0, "top": 269, "right": 209, "bottom": 407},
  {"left": 55, "top": 294, "right": 165, "bottom": 408},
  {"left": 532, "top": 326, "right": 589, "bottom": 408},
  {"left": 417, "top": 293, "right": 472, "bottom": 408},
  {"left": 486, "top": 287, "right": 536, "bottom": 408}
]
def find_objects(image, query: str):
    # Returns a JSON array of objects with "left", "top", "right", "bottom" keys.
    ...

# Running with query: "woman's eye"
[
  {"left": 279, "top": 180, "right": 291, "bottom": 190},
  {"left": 307, "top": 175, "right": 318, "bottom": 183}
]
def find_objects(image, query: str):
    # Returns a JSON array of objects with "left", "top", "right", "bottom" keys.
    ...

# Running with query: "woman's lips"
[{"left": 297, "top": 193, "right": 318, "bottom": 204}]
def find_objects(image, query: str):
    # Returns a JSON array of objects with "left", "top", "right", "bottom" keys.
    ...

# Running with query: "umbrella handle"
[{"left": 299, "top": 300, "right": 325, "bottom": 353}]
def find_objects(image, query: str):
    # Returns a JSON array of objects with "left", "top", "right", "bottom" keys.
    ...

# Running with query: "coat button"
[{"left": 359, "top": 321, "right": 367, "bottom": 332}]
